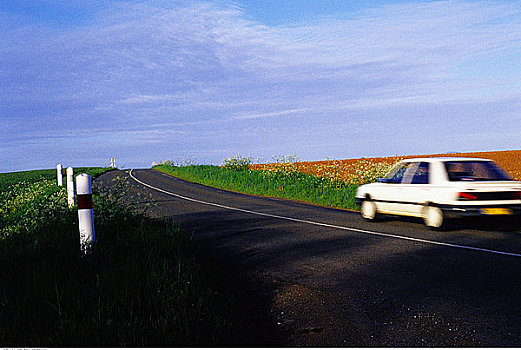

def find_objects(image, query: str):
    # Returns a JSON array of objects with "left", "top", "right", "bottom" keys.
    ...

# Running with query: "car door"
[
  {"left": 399, "top": 162, "right": 430, "bottom": 215},
  {"left": 375, "top": 162, "right": 416, "bottom": 214}
]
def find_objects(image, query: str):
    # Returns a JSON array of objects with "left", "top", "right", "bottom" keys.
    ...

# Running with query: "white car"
[{"left": 355, "top": 157, "right": 521, "bottom": 229}]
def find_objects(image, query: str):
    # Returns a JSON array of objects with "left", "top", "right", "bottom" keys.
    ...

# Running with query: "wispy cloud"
[{"left": 232, "top": 108, "right": 311, "bottom": 120}]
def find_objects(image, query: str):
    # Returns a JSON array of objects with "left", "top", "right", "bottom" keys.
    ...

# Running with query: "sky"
[{"left": 1, "top": 0, "right": 521, "bottom": 172}]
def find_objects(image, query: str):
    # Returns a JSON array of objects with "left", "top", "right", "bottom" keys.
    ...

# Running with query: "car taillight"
[
  {"left": 458, "top": 191, "right": 521, "bottom": 200},
  {"left": 458, "top": 192, "right": 477, "bottom": 200}
]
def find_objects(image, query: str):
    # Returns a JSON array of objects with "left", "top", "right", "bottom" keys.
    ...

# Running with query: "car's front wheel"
[
  {"left": 423, "top": 205, "right": 444, "bottom": 229},
  {"left": 361, "top": 199, "right": 378, "bottom": 221}
]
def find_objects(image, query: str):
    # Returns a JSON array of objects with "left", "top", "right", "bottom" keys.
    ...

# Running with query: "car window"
[
  {"left": 387, "top": 163, "right": 411, "bottom": 183},
  {"left": 410, "top": 162, "right": 430, "bottom": 184},
  {"left": 444, "top": 161, "right": 512, "bottom": 181},
  {"left": 401, "top": 163, "right": 421, "bottom": 184}
]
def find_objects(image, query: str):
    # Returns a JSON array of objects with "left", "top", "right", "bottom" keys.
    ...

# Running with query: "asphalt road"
[{"left": 96, "top": 169, "right": 521, "bottom": 346}]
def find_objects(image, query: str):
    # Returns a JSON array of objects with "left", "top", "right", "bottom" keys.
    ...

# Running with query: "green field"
[
  {"left": 153, "top": 164, "right": 361, "bottom": 211},
  {"left": 0, "top": 167, "right": 108, "bottom": 192},
  {"left": 0, "top": 168, "right": 243, "bottom": 346}
]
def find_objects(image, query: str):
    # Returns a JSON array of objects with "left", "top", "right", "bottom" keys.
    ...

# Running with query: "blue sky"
[{"left": 1, "top": 0, "right": 521, "bottom": 172}]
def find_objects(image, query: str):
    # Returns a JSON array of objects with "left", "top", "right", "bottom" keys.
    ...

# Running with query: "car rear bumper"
[{"left": 438, "top": 204, "right": 521, "bottom": 218}]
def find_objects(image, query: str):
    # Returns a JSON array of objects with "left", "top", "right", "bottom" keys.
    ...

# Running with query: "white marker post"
[
  {"left": 66, "top": 167, "right": 75, "bottom": 208},
  {"left": 76, "top": 174, "right": 95, "bottom": 253},
  {"left": 56, "top": 164, "right": 63, "bottom": 186}
]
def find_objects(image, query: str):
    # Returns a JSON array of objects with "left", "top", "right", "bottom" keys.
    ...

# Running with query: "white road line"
[{"left": 129, "top": 169, "right": 521, "bottom": 258}]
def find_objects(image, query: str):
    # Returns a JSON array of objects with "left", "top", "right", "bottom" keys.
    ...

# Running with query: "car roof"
[{"left": 402, "top": 157, "right": 492, "bottom": 163}]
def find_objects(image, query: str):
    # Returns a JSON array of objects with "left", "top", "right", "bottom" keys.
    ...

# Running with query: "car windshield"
[{"left": 444, "top": 161, "right": 512, "bottom": 181}]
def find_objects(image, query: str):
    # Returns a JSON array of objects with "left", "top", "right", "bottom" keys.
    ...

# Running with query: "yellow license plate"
[{"left": 481, "top": 208, "right": 513, "bottom": 215}]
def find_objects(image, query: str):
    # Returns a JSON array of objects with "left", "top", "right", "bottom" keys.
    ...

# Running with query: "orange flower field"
[{"left": 250, "top": 150, "right": 521, "bottom": 185}]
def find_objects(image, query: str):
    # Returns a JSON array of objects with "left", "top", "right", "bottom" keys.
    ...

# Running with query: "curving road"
[{"left": 97, "top": 169, "right": 521, "bottom": 346}]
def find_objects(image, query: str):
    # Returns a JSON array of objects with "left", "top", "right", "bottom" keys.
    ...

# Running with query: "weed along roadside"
[
  {"left": 0, "top": 167, "right": 250, "bottom": 347},
  {"left": 152, "top": 155, "right": 398, "bottom": 211}
]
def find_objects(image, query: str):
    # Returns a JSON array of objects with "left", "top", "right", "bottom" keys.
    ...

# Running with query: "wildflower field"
[
  {"left": 250, "top": 150, "right": 521, "bottom": 184},
  {"left": 0, "top": 168, "right": 242, "bottom": 347}
]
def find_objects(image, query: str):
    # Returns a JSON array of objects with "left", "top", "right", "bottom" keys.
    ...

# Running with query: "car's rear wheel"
[
  {"left": 361, "top": 199, "right": 378, "bottom": 221},
  {"left": 423, "top": 205, "right": 444, "bottom": 229}
]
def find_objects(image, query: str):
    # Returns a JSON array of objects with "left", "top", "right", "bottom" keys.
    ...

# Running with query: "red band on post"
[{"left": 77, "top": 194, "right": 93, "bottom": 209}]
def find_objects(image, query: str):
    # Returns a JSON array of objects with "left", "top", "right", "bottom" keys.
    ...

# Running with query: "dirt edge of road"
[
  {"left": 200, "top": 241, "right": 483, "bottom": 347},
  {"left": 195, "top": 242, "right": 370, "bottom": 347}
]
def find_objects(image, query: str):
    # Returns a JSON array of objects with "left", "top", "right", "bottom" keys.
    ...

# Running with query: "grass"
[
  {"left": 153, "top": 164, "right": 361, "bottom": 211},
  {"left": 0, "top": 167, "right": 109, "bottom": 192},
  {"left": 0, "top": 168, "right": 240, "bottom": 347}
]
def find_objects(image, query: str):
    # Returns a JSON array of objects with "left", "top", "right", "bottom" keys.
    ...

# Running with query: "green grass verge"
[
  {"left": 0, "top": 169, "right": 239, "bottom": 346},
  {"left": 0, "top": 167, "right": 110, "bottom": 192},
  {"left": 153, "top": 164, "right": 361, "bottom": 211}
]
